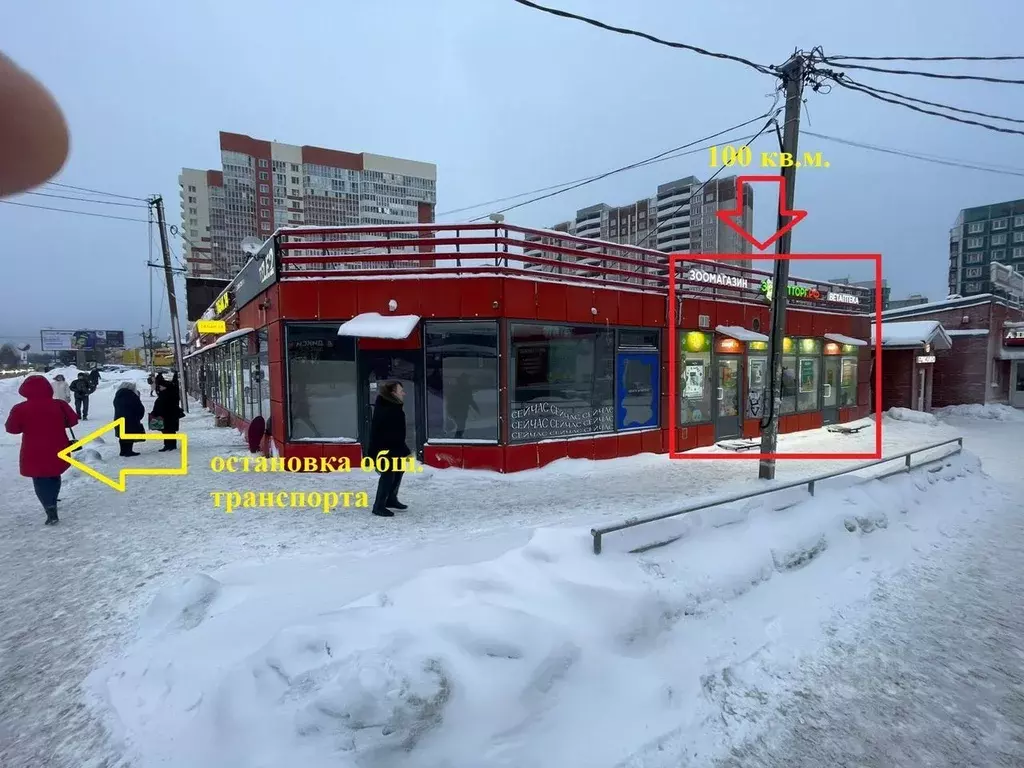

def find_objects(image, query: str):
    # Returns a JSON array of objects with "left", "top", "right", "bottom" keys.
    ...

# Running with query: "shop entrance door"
[
  {"left": 358, "top": 351, "right": 424, "bottom": 460},
  {"left": 822, "top": 357, "right": 840, "bottom": 424},
  {"left": 1013, "top": 362, "right": 1024, "bottom": 409},
  {"left": 715, "top": 356, "right": 742, "bottom": 439}
]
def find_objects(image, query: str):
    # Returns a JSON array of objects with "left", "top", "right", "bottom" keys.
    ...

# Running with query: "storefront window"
[
  {"left": 510, "top": 323, "right": 615, "bottom": 442},
  {"left": 258, "top": 328, "right": 270, "bottom": 426},
  {"left": 286, "top": 324, "right": 358, "bottom": 440},
  {"left": 425, "top": 321, "right": 499, "bottom": 442},
  {"left": 746, "top": 340, "right": 768, "bottom": 419},
  {"left": 840, "top": 356, "right": 859, "bottom": 406},
  {"left": 616, "top": 330, "right": 659, "bottom": 430},
  {"left": 797, "top": 338, "right": 820, "bottom": 412},
  {"left": 679, "top": 330, "right": 712, "bottom": 425}
]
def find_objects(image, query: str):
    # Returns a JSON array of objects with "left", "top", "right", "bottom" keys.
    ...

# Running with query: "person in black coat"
[
  {"left": 367, "top": 380, "right": 411, "bottom": 517},
  {"left": 70, "top": 372, "right": 92, "bottom": 419},
  {"left": 113, "top": 381, "right": 145, "bottom": 457},
  {"left": 150, "top": 380, "right": 184, "bottom": 452}
]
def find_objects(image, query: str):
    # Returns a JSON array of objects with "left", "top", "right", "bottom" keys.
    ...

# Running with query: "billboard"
[{"left": 40, "top": 329, "right": 126, "bottom": 351}]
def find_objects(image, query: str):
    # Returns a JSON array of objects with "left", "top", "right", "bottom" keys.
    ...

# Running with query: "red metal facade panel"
[
  {"left": 537, "top": 441, "right": 568, "bottom": 467},
  {"left": 565, "top": 286, "right": 593, "bottom": 324},
  {"left": 505, "top": 444, "right": 539, "bottom": 472},
  {"left": 642, "top": 294, "right": 666, "bottom": 327},
  {"left": 317, "top": 284, "right": 358, "bottom": 319},
  {"left": 535, "top": 281, "right": 568, "bottom": 322},
  {"left": 618, "top": 292, "right": 644, "bottom": 326},
  {"left": 566, "top": 439, "right": 595, "bottom": 460},
  {"left": 424, "top": 445, "right": 463, "bottom": 469},
  {"left": 461, "top": 445, "right": 503, "bottom": 472},
  {"left": 592, "top": 288, "right": 618, "bottom": 324},
  {"left": 461, "top": 278, "right": 502, "bottom": 319},
  {"left": 503, "top": 280, "right": 536, "bottom": 318}
]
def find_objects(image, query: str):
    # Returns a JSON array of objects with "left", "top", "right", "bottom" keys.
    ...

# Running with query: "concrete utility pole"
[
  {"left": 758, "top": 53, "right": 805, "bottom": 480},
  {"left": 150, "top": 196, "right": 189, "bottom": 414}
]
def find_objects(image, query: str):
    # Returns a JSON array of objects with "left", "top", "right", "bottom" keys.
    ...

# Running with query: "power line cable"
[
  {"left": 839, "top": 76, "right": 1024, "bottom": 125},
  {"left": 43, "top": 180, "right": 148, "bottom": 202},
  {"left": 636, "top": 114, "right": 779, "bottom": 250},
  {"left": 832, "top": 78, "right": 1024, "bottom": 136},
  {"left": 821, "top": 58, "right": 1024, "bottom": 86},
  {"left": 510, "top": 0, "right": 776, "bottom": 75},
  {"left": 827, "top": 54, "right": 1024, "bottom": 63},
  {"left": 467, "top": 111, "right": 777, "bottom": 221},
  {"left": 0, "top": 199, "right": 151, "bottom": 223},
  {"left": 803, "top": 130, "right": 1024, "bottom": 177},
  {"left": 22, "top": 190, "right": 150, "bottom": 208}
]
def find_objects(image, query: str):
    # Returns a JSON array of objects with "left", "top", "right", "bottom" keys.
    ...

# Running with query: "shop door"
[
  {"left": 1013, "top": 362, "right": 1024, "bottom": 409},
  {"left": 822, "top": 357, "right": 840, "bottom": 424},
  {"left": 359, "top": 351, "right": 424, "bottom": 460},
  {"left": 715, "top": 356, "right": 742, "bottom": 439}
]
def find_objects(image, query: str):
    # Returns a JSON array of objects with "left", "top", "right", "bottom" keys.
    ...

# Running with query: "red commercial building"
[{"left": 182, "top": 224, "right": 873, "bottom": 472}]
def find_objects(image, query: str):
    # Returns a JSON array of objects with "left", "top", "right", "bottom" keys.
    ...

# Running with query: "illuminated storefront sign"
[
  {"left": 760, "top": 279, "right": 860, "bottom": 306},
  {"left": 686, "top": 268, "right": 751, "bottom": 289},
  {"left": 1005, "top": 327, "right": 1024, "bottom": 346},
  {"left": 214, "top": 292, "right": 232, "bottom": 316}
]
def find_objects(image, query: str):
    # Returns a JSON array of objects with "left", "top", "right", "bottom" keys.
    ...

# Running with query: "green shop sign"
[{"left": 759, "top": 278, "right": 822, "bottom": 302}]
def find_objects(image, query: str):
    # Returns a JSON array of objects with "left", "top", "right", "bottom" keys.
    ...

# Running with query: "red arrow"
[{"left": 715, "top": 175, "right": 807, "bottom": 252}]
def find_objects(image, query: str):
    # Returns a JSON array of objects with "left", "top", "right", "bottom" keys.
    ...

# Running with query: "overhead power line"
[
  {"left": 468, "top": 110, "right": 777, "bottom": 221},
  {"left": 832, "top": 78, "right": 1024, "bottom": 137},
  {"left": 22, "top": 190, "right": 150, "bottom": 208},
  {"left": 827, "top": 54, "right": 1024, "bottom": 63},
  {"left": 43, "top": 180, "right": 148, "bottom": 202},
  {"left": 636, "top": 114, "right": 779, "bottom": 250},
  {"left": 510, "top": 0, "right": 776, "bottom": 75},
  {"left": 839, "top": 76, "right": 1024, "bottom": 125},
  {"left": 821, "top": 58, "right": 1024, "bottom": 86},
  {"left": 0, "top": 199, "right": 152, "bottom": 223},
  {"left": 803, "top": 130, "right": 1024, "bottom": 177}
]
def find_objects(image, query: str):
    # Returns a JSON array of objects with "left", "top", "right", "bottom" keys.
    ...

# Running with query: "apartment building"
[
  {"left": 524, "top": 175, "right": 754, "bottom": 280},
  {"left": 949, "top": 198, "right": 1024, "bottom": 298},
  {"left": 180, "top": 132, "right": 437, "bottom": 280}
]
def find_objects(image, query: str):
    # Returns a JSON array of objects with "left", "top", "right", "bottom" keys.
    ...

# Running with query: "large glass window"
[
  {"left": 616, "top": 330, "right": 659, "bottom": 431},
  {"left": 746, "top": 340, "right": 768, "bottom": 419},
  {"left": 425, "top": 321, "right": 499, "bottom": 442},
  {"left": 286, "top": 324, "right": 358, "bottom": 440},
  {"left": 840, "top": 351, "right": 859, "bottom": 406},
  {"left": 258, "top": 328, "right": 270, "bottom": 425},
  {"left": 510, "top": 323, "right": 615, "bottom": 442},
  {"left": 797, "top": 338, "right": 821, "bottom": 412},
  {"left": 679, "top": 330, "right": 712, "bottom": 425},
  {"left": 781, "top": 337, "right": 797, "bottom": 414}
]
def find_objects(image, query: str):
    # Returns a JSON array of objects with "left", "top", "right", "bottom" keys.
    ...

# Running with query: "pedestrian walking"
[
  {"left": 70, "top": 371, "right": 91, "bottom": 419},
  {"left": 150, "top": 379, "right": 184, "bottom": 452},
  {"left": 4, "top": 374, "right": 79, "bottom": 525},
  {"left": 147, "top": 372, "right": 155, "bottom": 397},
  {"left": 367, "top": 380, "right": 411, "bottom": 517},
  {"left": 51, "top": 373, "right": 70, "bottom": 403},
  {"left": 88, "top": 365, "right": 100, "bottom": 391},
  {"left": 113, "top": 381, "right": 145, "bottom": 457}
]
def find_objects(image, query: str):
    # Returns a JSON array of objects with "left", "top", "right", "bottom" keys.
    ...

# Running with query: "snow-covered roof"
[
  {"left": 823, "top": 332, "right": 868, "bottom": 347},
  {"left": 715, "top": 325, "right": 768, "bottom": 342},
  {"left": 947, "top": 329, "right": 989, "bottom": 337},
  {"left": 215, "top": 327, "right": 255, "bottom": 346},
  {"left": 882, "top": 293, "right": 1002, "bottom": 319},
  {"left": 338, "top": 313, "right": 420, "bottom": 340},
  {"left": 182, "top": 342, "right": 216, "bottom": 360},
  {"left": 871, "top": 320, "right": 952, "bottom": 350}
]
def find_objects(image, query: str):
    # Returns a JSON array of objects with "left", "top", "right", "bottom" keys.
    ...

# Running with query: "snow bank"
[
  {"left": 92, "top": 450, "right": 994, "bottom": 768},
  {"left": 885, "top": 407, "right": 938, "bottom": 426},
  {"left": 934, "top": 403, "right": 1024, "bottom": 422}
]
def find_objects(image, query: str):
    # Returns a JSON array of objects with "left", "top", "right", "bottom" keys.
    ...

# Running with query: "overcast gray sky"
[{"left": 2, "top": 0, "right": 1023, "bottom": 348}]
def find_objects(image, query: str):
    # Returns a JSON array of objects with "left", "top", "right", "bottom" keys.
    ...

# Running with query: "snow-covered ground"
[{"left": 0, "top": 368, "right": 1020, "bottom": 767}]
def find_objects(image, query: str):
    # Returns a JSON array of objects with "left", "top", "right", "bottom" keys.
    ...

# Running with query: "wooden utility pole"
[
  {"left": 758, "top": 54, "right": 805, "bottom": 480},
  {"left": 150, "top": 195, "right": 189, "bottom": 414}
]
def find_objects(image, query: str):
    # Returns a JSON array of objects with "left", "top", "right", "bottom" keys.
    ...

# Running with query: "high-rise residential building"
[
  {"left": 180, "top": 132, "right": 437, "bottom": 280},
  {"left": 524, "top": 175, "right": 754, "bottom": 278},
  {"left": 829, "top": 277, "right": 890, "bottom": 312},
  {"left": 949, "top": 198, "right": 1024, "bottom": 298}
]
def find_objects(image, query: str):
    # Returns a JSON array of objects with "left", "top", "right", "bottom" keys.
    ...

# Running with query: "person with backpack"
[
  {"left": 367, "top": 380, "right": 412, "bottom": 517},
  {"left": 113, "top": 381, "right": 145, "bottom": 457},
  {"left": 150, "top": 378, "right": 184, "bottom": 452},
  {"left": 4, "top": 374, "right": 79, "bottom": 525},
  {"left": 69, "top": 371, "right": 92, "bottom": 419}
]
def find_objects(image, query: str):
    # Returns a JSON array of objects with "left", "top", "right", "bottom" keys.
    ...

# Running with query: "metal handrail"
[{"left": 590, "top": 437, "right": 965, "bottom": 555}]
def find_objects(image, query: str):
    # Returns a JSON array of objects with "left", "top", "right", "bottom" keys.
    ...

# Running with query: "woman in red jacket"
[{"left": 5, "top": 374, "right": 79, "bottom": 525}]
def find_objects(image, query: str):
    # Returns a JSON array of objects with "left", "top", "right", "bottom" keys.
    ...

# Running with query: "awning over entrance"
[
  {"left": 338, "top": 313, "right": 420, "bottom": 340},
  {"left": 715, "top": 325, "right": 769, "bottom": 343},
  {"left": 823, "top": 332, "right": 868, "bottom": 347},
  {"left": 214, "top": 327, "right": 254, "bottom": 347},
  {"left": 870, "top": 320, "right": 952, "bottom": 350}
]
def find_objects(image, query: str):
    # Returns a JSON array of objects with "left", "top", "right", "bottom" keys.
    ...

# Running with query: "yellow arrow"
[{"left": 57, "top": 418, "right": 189, "bottom": 492}]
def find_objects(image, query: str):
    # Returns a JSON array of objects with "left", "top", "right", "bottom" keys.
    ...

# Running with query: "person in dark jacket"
[
  {"left": 88, "top": 366, "right": 100, "bottom": 391},
  {"left": 150, "top": 380, "right": 184, "bottom": 451},
  {"left": 367, "top": 380, "right": 411, "bottom": 517},
  {"left": 4, "top": 375, "right": 79, "bottom": 525},
  {"left": 113, "top": 381, "right": 145, "bottom": 457},
  {"left": 70, "top": 371, "right": 92, "bottom": 419}
]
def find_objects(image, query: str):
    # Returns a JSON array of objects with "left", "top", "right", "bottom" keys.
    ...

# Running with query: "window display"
[
  {"left": 746, "top": 340, "right": 768, "bottom": 420},
  {"left": 425, "top": 321, "right": 499, "bottom": 441},
  {"left": 285, "top": 324, "right": 358, "bottom": 440},
  {"left": 679, "top": 330, "right": 712, "bottom": 425},
  {"left": 840, "top": 356, "right": 859, "bottom": 406},
  {"left": 796, "top": 338, "right": 821, "bottom": 412}
]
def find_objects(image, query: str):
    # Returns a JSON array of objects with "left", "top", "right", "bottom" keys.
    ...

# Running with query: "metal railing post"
[
  {"left": 592, "top": 530, "right": 602, "bottom": 555},
  {"left": 905, "top": 453, "right": 912, "bottom": 469},
  {"left": 808, "top": 479, "right": 816, "bottom": 496}
]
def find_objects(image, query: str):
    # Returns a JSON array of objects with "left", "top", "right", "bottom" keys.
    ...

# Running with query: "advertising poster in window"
[
  {"left": 799, "top": 358, "right": 816, "bottom": 393},
  {"left": 683, "top": 361, "right": 704, "bottom": 398},
  {"left": 615, "top": 352, "right": 659, "bottom": 430}
]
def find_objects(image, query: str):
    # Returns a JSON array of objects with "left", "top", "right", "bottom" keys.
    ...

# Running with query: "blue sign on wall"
[{"left": 615, "top": 351, "right": 659, "bottom": 430}]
